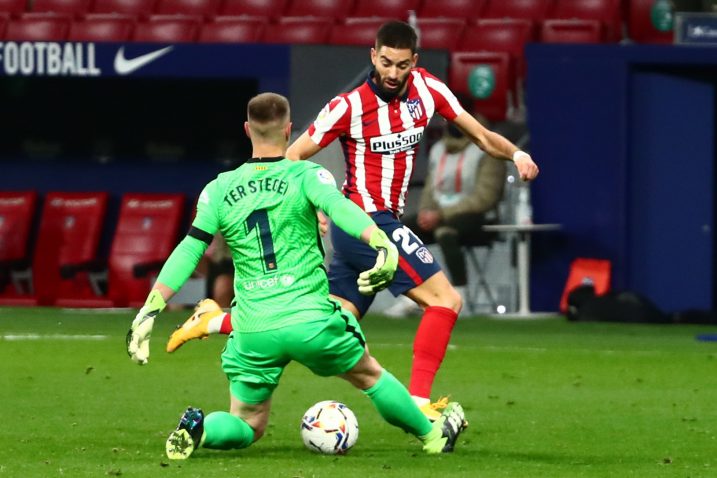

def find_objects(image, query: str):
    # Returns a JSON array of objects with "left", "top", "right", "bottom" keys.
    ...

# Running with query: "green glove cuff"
[
  {"left": 368, "top": 228, "right": 391, "bottom": 251},
  {"left": 143, "top": 289, "right": 167, "bottom": 314}
]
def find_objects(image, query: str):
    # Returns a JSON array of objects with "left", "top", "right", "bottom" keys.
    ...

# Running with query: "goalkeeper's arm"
[
  {"left": 320, "top": 196, "right": 399, "bottom": 295},
  {"left": 126, "top": 233, "right": 209, "bottom": 365},
  {"left": 301, "top": 164, "right": 399, "bottom": 294}
]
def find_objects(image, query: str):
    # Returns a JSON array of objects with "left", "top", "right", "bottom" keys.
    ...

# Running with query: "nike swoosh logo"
[
  {"left": 114, "top": 46, "right": 174, "bottom": 75},
  {"left": 362, "top": 119, "right": 376, "bottom": 127}
]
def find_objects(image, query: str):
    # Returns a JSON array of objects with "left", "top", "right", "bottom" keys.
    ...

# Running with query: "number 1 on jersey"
[{"left": 246, "top": 209, "right": 277, "bottom": 273}]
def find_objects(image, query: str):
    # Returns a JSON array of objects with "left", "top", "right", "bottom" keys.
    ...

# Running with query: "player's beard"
[{"left": 374, "top": 71, "right": 409, "bottom": 99}]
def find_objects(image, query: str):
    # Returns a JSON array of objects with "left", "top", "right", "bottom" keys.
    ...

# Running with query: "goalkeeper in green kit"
[{"left": 126, "top": 93, "right": 465, "bottom": 458}]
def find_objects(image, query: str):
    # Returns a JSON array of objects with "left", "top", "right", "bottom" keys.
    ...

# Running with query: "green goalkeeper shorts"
[{"left": 221, "top": 307, "right": 366, "bottom": 404}]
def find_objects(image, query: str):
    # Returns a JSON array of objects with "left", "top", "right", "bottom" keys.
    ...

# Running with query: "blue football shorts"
[{"left": 328, "top": 211, "right": 442, "bottom": 317}]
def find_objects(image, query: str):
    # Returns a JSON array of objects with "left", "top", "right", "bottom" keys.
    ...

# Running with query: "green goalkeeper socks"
[
  {"left": 363, "top": 369, "right": 433, "bottom": 437},
  {"left": 202, "top": 411, "right": 255, "bottom": 450}
]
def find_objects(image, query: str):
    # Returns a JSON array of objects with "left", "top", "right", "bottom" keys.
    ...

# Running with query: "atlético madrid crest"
[
  {"left": 406, "top": 98, "right": 423, "bottom": 120},
  {"left": 416, "top": 246, "right": 434, "bottom": 264}
]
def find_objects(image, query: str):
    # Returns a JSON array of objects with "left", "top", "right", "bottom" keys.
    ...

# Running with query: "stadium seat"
[
  {"left": 329, "top": 16, "right": 388, "bottom": 46},
  {"left": 351, "top": 0, "right": 420, "bottom": 20},
  {"left": 155, "top": 0, "right": 221, "bottom": 18},
  {"left": 627, "top": 0, "right": 673, "bottom": 44},
  {"left": 449, "top": 51, "right": 512, "bottom": 121},
  {"left": 219, "top": 0, "right": 289, "bottom": 19},
  {"left": 198, "top": 15, "right": 266, "bottom": 43},
  {"left": 132, "top": 14, "right": 200, "bottom": 42},
  {"left": 285, "top": 0, "right": 354, "bottom": 20},
  {"left": 262, "top": 16, "right": 332, "bottom": 44},
  {"left": 92, "top": 0, "right": 157, "bottom": 17},
  {"left": 33, "top": 0, "right": 92, "bottom": 16},
  {"left": 483, "top": 0, "right": 553, "bottom": 21},
  {"left": 104, "top": 193, "right": 185, "bottom": 308},
  {"left": 68, "top": 13, "right": 135, "bottom": 41},
  {"left": 560, "top": 257, "right": 611, "bottom": 313},
  {"left": 42, "top": 192, "right": 110, "bottom": 307},
  {"left": 416, "top": 18, "right": 465, "bottom": 51},
  {"left": 459, "top": 19, "right": 533, "bottom": 84},
  {"left": 5, "top": 12, "right": 71, "bottom": 40},
  {"left": 541, "top": 18, "right": 603, "bottom": 43},
  {"left": 0, "top": 191, "right": 37, "bottom": 305},
  {"left": 1, "top": 192, "right": 109, "bottom": 307},
  {"left": 550, "top": 0, "right": 623, "bottom": 42},
  {"left": 418, "top": 0, "right": 486, "bottom": 19},
  {"left": 0, "top": 0, "right": 26, "bottom": 16}
]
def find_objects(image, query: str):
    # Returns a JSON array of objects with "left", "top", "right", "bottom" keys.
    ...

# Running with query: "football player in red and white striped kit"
[{"left": 168, "top": 21, "right": 538, "bottom": 420}]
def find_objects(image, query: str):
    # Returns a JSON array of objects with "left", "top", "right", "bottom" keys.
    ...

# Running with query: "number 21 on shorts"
[{"left": 391, "top": 226, "right": 423, "bottom": 254}]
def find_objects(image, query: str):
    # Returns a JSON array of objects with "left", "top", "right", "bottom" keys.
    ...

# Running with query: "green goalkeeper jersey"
[{"left": 189, "top": 157, "right": 373, "bottom": 333}]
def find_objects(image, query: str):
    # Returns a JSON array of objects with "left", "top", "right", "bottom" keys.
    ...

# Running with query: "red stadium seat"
[
  {"left": 483, "top": 0, "right": 553, "bottom": 20},
  {"left": 105, "top": 193, "right": 185, "bottom": 307},
  {"left": 459, "top": 19, "right": 533, "bottom": 83},
  {"left": 133, "top": 14, "right": 200, "bottom": 42},
  {"left": 0, "top": 0, "right": 27, "bottom": 16},
  {"left": 329, "top": 16, "right": 387, "bottom": 46},
  {"left": 5, "top": 12, "right": 71, "bottom": 40},
  {"left": 42, "top": 192, "right": 109, "bottom": 307},
  {"left": 198, "top": 15, "right": 266, "bottom": 43},
  {"left": 541, "top": 18, "right": 603, "bottom": 43},
  {"left": 551, "top": 0, "right": 623, "bottom": 42},
  {"left": 416, "top": 18, "right": 465, "bottom": 51},
  {"left": 263, "top": 16, "right": 332, "bottom": 44},
  {"left": 155, "top": 0, "right": 221, "bottom": 18},
  {"left": 419, "top": 0, "right": 486, "bottom": 19},
  {"left": 285, "top": 0, "right": 354, "bottom": 20},
  {"left": 68, "top": 13, "right": 135, "bottom": 41},
  {"left": 219, "top": 0, "right": 289, "bottom": 19},
  {"left": 627, "top": 0, "right": 673, "bottom": 44},
  {"left": 0, "top": 191, "right": 37, "bottom": 305},
  {"left": 351, "top": 0, "right": 420, "bottom": 20},
  {"left": 450, "top": 51, "right": 512, "bottom": 121},
  {"left": 1, "top": 192, "right": 108, "bottom": 307},
  {"left": 57, "top": 193, "right": 185, "bottom": 308},
  {"left": 92, "top": 0, "right": 157, "bottom": 16},
  {"left": 33, "top": 0, "right": 92, "bottom": 16}
]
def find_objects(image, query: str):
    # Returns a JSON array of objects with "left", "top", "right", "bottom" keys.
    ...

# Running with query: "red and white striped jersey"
[{"left": 307, "top": 67, "right": 464, "bottom": 216}]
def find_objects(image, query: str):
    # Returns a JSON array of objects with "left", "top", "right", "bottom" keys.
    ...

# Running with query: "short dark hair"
[
  {"left": 376, "top": 21, "right": 417, "bottom": 53},
  {"left": 247, "top": 92, "right": 289, "bottom": 125}
]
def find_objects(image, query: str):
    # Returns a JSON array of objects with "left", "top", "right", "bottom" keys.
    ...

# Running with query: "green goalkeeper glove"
[
  {"left": 126, "top": 289, "right": 166, "bottom": 365},
  {"left": 357, "top": 228, "right": 399, "bottom": 295}
]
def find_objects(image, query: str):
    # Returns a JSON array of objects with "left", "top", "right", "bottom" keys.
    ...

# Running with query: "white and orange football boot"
[
  {"left": 166, "top": 299, "right": 224, "bottom": 353},
  {"left": 418, "top": 396, "right": 469, "bottom": 429}
]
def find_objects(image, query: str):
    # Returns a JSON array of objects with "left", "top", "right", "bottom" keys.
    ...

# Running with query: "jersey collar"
[
  {"left": 366, "top": 69, "right": 412, "bottom": 104},
  {"left": 247, "top": 156, "right": 284, "bottom": 163}
]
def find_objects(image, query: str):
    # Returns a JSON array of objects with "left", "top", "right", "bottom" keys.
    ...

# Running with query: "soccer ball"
[{"left": 300, "top": 400, "right": 359, "bottom": 454}]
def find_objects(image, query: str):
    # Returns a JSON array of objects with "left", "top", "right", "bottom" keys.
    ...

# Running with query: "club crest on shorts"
[
  {"left": 406, "top": 98, "right": 424, "bottom": 120},
  {"left": 415, "top": 246, "right": 434, "bottom": 264}
]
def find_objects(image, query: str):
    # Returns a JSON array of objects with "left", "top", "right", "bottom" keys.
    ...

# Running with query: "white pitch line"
[
  {"left": 1, "top": 334, "right": 110, "bottom": 341},
  {"left": 370, "top": 343, "right": 669, "bottom": 355},
  {"left": 371, "top": 343, "right": 458, "bottom": 350}
]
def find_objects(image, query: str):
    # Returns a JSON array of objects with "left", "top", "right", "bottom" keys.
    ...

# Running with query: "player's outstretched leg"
[
  {"left": 166, "top": 407, "right": 205, "bottom": 460},
  {"left": 166, "top": 299, "right": 228, "bottom": 352},
  {"left": 422, "top": 402, "right": 466, "bottom": 454}
]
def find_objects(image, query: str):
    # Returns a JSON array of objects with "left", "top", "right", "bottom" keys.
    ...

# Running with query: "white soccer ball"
[{"left": 300, "top": 400, "right": 359, "bottom": 454}]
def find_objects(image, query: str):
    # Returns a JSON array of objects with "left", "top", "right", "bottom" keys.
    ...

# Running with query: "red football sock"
[
  {"left": 409, "top": 306, "right": 458, "bottom": 399},
  {"left": 219, "top": 313, "right": 233, "bottom": 334}
]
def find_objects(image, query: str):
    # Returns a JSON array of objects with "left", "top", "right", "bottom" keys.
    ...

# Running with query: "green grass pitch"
[{"left": 0, "top": 307, "right": 715, "bottom": 477}]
